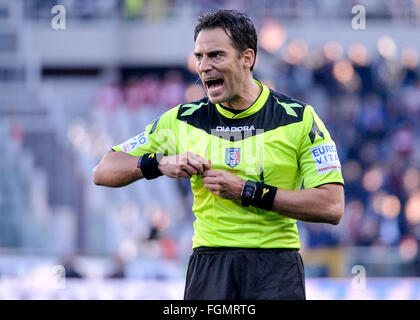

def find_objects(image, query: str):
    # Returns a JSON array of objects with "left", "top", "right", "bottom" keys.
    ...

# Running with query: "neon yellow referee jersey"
[{"left": 112, "top": 80, "right": 344, "bottom": 249}]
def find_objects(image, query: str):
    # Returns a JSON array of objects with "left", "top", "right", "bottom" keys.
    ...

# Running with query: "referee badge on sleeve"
[
  {"left": 310, "top": 143, "right": 341, "bottom": 175},
  {"left": 225, "top": 148, "right": 241, "bottom": 168},
  {"left": 120, "top": 131, "right": 149, "bottom": 153}
]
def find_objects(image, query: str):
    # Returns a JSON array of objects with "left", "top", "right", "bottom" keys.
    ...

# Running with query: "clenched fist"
[{"left": 158, "top": 152, "right": 211, "bottom": 179}]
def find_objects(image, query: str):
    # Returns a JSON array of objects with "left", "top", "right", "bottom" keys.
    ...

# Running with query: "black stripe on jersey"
[
  {"left": 308, "top": 116, "right": 325, "bottom": 144},
  {"left": 176, "top": 90, "right": 306, "bottom": 141},
  {"left": 149, "top": 116, "right": 161, "bottom": 134}
]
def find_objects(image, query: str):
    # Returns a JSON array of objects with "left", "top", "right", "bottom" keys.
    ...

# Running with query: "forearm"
[
  {"left": 93, "top": 150, "right": 143, "bottom": 187},
  {"left": 271, "top": 185, "right": 344, "bottom": 225},
  {"left": 204, "top": 171, "right": 344, "bottom": 225}
]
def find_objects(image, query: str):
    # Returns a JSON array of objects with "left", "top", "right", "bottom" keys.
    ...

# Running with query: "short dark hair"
[{"left": 194, "top": 9, "right": 258, "bottom": 71}]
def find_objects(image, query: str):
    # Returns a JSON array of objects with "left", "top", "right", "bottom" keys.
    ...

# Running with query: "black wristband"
[
  {"left": 250, "top": 182, "right": 277, "bottom": 211},
  {"left": 137, "top": 153, "right": 164, "bottom": 180}
]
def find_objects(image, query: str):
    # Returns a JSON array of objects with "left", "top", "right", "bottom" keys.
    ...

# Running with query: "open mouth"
[{"left": 205, "top": 78, "right": 224, "bottom": 93}]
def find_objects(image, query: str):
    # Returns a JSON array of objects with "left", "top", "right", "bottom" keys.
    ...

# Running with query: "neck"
[{"left": 224, "top": 78, "right": 262, "bottom": 111}]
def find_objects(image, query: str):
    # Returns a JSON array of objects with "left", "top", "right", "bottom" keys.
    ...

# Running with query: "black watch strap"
[{"left": 241, "top": 180, "right": 257, "bottom": 207}]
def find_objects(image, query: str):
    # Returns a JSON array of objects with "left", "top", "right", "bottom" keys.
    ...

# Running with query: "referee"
[{"left": 93, "top": 9, "right": 345, "bottom": 300}]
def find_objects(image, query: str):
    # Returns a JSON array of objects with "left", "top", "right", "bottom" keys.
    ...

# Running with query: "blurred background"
[{"left": 1, "top": 0, "right": 420, "bottom": 299}]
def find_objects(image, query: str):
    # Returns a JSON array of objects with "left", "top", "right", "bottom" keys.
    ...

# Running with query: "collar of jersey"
[{"left": 215, "top": 79, "right": 269, "bottom": 119}]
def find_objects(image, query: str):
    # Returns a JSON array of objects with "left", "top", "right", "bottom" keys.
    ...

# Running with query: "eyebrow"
[{"left": 194, "top": 50, "right": 224, "bottom": 57}]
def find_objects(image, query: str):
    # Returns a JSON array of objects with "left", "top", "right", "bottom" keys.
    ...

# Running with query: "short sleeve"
[
  {"left": 112, "top": 105, "right": 180, "bottom": 157},
  {"left": 298, "top": 105, "right": 344, "bottom": 189}
]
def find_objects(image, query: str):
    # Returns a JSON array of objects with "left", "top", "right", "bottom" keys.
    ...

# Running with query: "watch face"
[{"left": 243, "top": 185, "right": 255, "bottom": 198}]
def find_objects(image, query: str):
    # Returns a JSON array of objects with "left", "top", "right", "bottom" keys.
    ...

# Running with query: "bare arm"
[
  {"left": 93, "top": 150, "right": 142, "bottom": 187},
  {"left": 93, "top": 150, "right": 211, "bottom": 187},
  {"left": 271, "top": 183, "right": 344, "bottom": 225},
  {"left": 202, "top": 170, "right": 344, "bottom": 225}
]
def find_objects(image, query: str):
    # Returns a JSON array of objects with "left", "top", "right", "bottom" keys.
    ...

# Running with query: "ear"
[{"left": 241, "top": 49, "right": 256, "bottom": 70}]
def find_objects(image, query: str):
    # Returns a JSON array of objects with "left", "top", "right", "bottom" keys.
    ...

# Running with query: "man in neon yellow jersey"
[{"left": 93, "top": 9, "right": 345, "bottom": 300}]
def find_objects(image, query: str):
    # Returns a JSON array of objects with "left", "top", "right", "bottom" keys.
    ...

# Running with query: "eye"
[{"left": 194, "top": 54, "right": 202, "bottom": 61}]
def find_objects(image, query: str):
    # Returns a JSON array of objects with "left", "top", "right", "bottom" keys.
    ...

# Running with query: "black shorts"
[{"left": 184, "top": 247, "right": 306, "bottom": 300}]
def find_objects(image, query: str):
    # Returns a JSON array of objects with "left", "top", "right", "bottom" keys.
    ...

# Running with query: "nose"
[{"left": 197, "top": 56, "right": 213, "bottom": 74}]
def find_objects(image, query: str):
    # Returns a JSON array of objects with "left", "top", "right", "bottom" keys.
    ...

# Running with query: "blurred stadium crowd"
[{"left": 1, "top": 0, "right": 420, "bottom": 285}]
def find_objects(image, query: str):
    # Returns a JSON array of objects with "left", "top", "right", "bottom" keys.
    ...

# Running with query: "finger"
[
  {"left": 181, "top": 164, "right": 199, "bottom": 176},
  {"left": 197, "top": 156, "right": 211, "bottom": 171},
  {"left": 187, "top": 152, "right": 210, "bottom": 165},
  {"left": 203, "top": 162, "right": 211, "bottom": 171},
  {"left": 202, "top": 170, "right": 221, "bottom": 178},
  {"left": 205, "top": 186, "right": 222, "bottom": 197},
  {"left": 204, "top": 183, "right": 221, "bottom": 191},
  {"left": 188, "top": 153, "right": 211, "bottom": 172},
  {"left": 202, "top": 176, "right": 219, "bottom": 184},
  {"left": 187, "top": 157, "right": 204, "bottom": 175},
  {"left": 182, "top": 170, "right": 192, "bottom": 178},
  {"left": 178, "top": 169, "right": 192, "bottom": 179},
  {"left": 208, "top": 190, "right": 220, "bottom": 197}
]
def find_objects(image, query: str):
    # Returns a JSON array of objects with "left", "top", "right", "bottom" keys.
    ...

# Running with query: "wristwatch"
[{"left": 241, "top": 180, "right": 257, "bottom": 207}]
